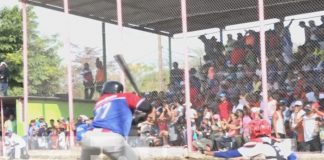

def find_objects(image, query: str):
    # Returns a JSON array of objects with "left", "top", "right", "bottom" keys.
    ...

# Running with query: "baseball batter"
[{"left": 80, "top": 81, "right": 152, "bottom": 160}]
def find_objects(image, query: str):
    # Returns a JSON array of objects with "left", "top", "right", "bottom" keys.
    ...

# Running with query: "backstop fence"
[{"left": 2, "top": 0, "right": 323, "bottom": 153}]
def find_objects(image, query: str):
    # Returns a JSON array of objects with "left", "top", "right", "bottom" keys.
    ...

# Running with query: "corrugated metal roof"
[{"left": 26, "top": 0, "right": 324, "bottom": 36}]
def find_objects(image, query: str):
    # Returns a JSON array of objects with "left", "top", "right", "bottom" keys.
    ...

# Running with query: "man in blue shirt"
[{"left": 76, "top": 115, "right": 90, "bottom": 143}]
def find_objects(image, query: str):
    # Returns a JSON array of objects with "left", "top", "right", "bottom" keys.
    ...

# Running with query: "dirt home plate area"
[{"left": 1, "top": 147, "right": 322, "bottom": 160}]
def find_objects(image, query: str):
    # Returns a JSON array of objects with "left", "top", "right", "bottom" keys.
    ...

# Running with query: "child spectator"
[
  {"left": 157, "top": 103, "right": 171, "bottom": 147},
  {"left": 49, "top": 128, "right": 58, "bottom": 149},
  {"left": 241, "top": 107, "right": 252, "bottom": 143},
  {"left": 217, "top": 93, "right": 232, "bottom": 121},
  {"left": 58, "top": 128, "right": 67, "bottom": 150}
]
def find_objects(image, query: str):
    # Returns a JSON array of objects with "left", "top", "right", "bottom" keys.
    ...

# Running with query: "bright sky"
[{"left": 1, "top": 0, "right": 324, "bottom": 69}]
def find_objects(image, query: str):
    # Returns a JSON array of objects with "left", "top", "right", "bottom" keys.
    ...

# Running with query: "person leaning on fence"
[
  {"left": 170, "top": 62, "right": 184, "bottom": 87},
  {"left": 0, "top": 62, "right": 9, "bottom": 96},
  {"left": 81, "top": 63, "right": 95, "bottom": 100},
  {"left": 95, "top": 58, "right": 105, "bottom": 93}
]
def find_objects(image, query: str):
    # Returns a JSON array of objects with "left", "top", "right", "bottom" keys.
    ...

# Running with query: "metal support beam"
[
  {"left": 180, "top": 0, "right": 192, "bottom": 152},
  {"left": 25, "top": 1, "right": 173, "bottom": 36},
  {"left": 102, "top": 22, "right": 107, "bottom": 81},
  {"left": 220, "top": 28, "right": 224, "bottom": 43},
  {"left": 168, "top": 36, "right": 172, "bottom": 74},
  {"left": 158, "top": 35, "right": 163, "bottom": 91}
]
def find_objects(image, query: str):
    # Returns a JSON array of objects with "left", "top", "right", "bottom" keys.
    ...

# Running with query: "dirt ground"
[
  {"left": 18, "top": 147, "right": 324, "bottom": 160},
  {"left": 2, "top": 147, "right": 323, "bottom": 160}
]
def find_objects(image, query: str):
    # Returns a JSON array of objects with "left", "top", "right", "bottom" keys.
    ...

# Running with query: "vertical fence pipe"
[
  {"left": 1, "top": 98, "right": 5, "bottom": 155},
  {"left": 180, "top": 0, "right": 192, "bottom": 152},
  {"left": 63, "top": 0, "right": 74, "bottom": 147},
  {"left": 22, "top": 0, "right": 29, "bottom": 137},
  {"left": 116, "top": 0, "right": 126, "bottom": 89},
  {"left": 168, "top": 36, "right": 172, "bottom": 74},
  {"left": 158, "top": 35, "right": 163, "bottom": 91},
  {"left": 258, "top": 0, "right": 269, "bottom": 118}
]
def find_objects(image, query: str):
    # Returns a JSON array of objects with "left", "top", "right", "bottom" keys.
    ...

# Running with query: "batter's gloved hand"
[{"left": 132, "top": 110, "right": 147, "bottom": 125}]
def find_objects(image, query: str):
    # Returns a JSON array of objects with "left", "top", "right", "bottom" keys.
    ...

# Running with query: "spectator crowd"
[
  {"left": 27, "top": 116, "right": 74, "bottom": 150},
  {"left": 136, "top": 17, "right": 324, "bottom": 153}
]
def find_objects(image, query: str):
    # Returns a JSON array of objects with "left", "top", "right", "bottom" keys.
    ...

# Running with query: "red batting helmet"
[{"left": 249, "top": 119, "right": 271, "bottom": 138}]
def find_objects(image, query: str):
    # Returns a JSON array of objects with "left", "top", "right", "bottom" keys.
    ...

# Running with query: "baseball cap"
[
  {"left": 304, "top": 103, "right": 312, "bottom": 110},
  {"left": 79, "top": 115, "right": 89, "bottom": 121},
  {"left": 319, "top": 92, "right": 324, "bottom": 100},
  {"left": 0, "top": 62, "right": 7, "bottom": 67},
  {"left": 294, "top": 100, "right": 303, "bottom": 106},
  {"left": 213, "top": 114, "right": 220, "bottom": 120},
  {"left": 279, "top": 99, "right": 287, "bottom": 106},
  {"left": 219, "top": 93, "right": 226, "bottom": 97},
  {"left": 251, "top": 107, "right": 261, "bottom": 113},
  {"left": 6, "top": 130, "right": 13, "bottom": 136}
]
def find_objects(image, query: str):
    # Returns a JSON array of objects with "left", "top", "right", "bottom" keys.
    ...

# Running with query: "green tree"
[
  {"left": 0, "top": 6, "right": 64, "bottom": 96},
  {"left": 28, "top": 35, "right": 63, "bottom": 96},
  {"left": 104, "top": 61, "right": 170, "bottom": 93},
  {"left": 138, "top": 69, "right": 169, "bottom": 92}
]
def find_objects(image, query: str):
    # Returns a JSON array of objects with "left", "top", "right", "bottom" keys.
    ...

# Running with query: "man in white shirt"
[
  {"left": 290, "top": 101, "right": 306, "bottom": 130},
  {"left": 289, "top": 100, "right": 306, "bottom": 151},
  {"left": 302, "top": 104, "right": 321, "bottom": 151},
  {"left": 5, "top": 131, "right": 29, "bottom": 159}
]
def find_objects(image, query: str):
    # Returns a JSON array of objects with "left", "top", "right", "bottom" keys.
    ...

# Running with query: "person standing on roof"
[
  {"left": 81, "top": 63, "right": 95, "bottom": 100},
  {"left": 0, "top": 62, "right": 9, "bottom": 96}
]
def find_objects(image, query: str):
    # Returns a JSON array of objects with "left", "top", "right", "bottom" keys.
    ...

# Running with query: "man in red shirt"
[{"left": 218, "top": 93, "right": 232, "bottom": 121}]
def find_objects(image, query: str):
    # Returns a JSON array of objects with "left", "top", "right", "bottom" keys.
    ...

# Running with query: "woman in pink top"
[
  {"left": 224, "top": 113, "right": 243, "bottom": 148},
  {"left": 241, "top": 106, "right": 252, "bottom": 143}
]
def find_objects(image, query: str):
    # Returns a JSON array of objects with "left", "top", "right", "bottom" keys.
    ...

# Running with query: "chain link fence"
[
  {"left": 128, "top": 0, "right": 324, "bottom": 152},
  {"left": 3, "top": 0, "right": 324, "bottom": 156}
]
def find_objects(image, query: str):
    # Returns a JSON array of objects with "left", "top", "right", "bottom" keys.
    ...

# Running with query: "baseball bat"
[{"left": 114, "top": 54, "right": 141, "bottom": 95}]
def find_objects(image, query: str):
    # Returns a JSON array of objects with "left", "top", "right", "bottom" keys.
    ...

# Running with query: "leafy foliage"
[
  {"left": 28, "top": 35, "right": 63, "bottom": 96},
  {"left": 0, "top": 6, "right": 64, "bottom": 96},
  {"left": 106, "top": 62, "right": 169, "bottom": 92}
]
